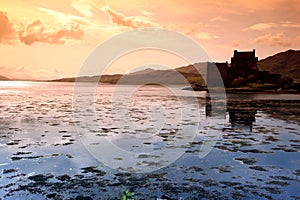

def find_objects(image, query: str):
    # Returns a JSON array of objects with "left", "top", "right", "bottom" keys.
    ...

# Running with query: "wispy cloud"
[
  {"left": 281, "top": 21, "right": 300, "bottom": 28},
  {"left": 210, "top": 16, "right": 228, "bottom": 22},
  {"left": 0, "top": 11, "right": 16, "bottom": 44},
  {"left": 250, "top": 23, "right": 274, "bottom": 31},
  {"left": 38, "top": 7, "right": 91, "bottom": 26},
  {"left": 71, "top": 0, "right": 94, "bottom": 17},
  {"left": 18, "top": 19, "right": 84, "bottom": 45},
  {"left": 140, "top": 10, "right": 153, "bottom": 17},
  {"left": 196, "top": 32, "right": 219, "bottom": 40},
  {"left": 254, "top": 33, "right": 291, "bottom": 47},
  {"left": 101, "top": 6, "right": 158, "bottom": 29},
  {"left": 249, "top": 21, "right": 300, "bottom": 31}
]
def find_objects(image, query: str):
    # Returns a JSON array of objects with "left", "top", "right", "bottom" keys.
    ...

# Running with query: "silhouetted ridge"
[
  {"left": 258, "top": 49, "right": 300, "bottom": 82},
  {"left": 0, "top": 75, "right": 10, "bottom": 81}
]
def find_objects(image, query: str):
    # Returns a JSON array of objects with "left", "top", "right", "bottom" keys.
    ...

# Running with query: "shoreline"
[
  {"left": 183, "top": 86, "right": 300, "bottom": 94},
  {"left": 1, "top": 80, "right": 299, "bottom": 94},
  {"left": 224, "top": 88, "right": 300, "bottom": 94}
]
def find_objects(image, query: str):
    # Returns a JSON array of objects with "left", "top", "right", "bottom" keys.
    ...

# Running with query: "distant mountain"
[
  {"left": 258, "top": 49, "right": 300, "bottom": 82},
  {"left": 51, "top": 63, "right": 206, "bottom": 85},
  {"left": 51, "top": 50, "right": 300, "bottom": 85},
  {"left": 51, "top": 74, "right": 122, "bottom": 84},
  {"left": 119, "top": 69, "right": 204, "bottom": 85},
  {"left": 175, "top": 62, "right": 207, "bottom": 76},
  {"left": 129, "top": 68, "right": 156, "bottom": 75},
  {"left": 0, "top": 75, "right": 10, "bottom": 81}
]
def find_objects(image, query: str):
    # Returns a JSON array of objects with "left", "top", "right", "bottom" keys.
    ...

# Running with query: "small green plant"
[{"left": 123, "top": 190, "right": 135, "bottom": 200}]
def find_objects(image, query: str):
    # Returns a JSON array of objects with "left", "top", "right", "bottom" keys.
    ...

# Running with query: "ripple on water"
[{"left": 0, "top": 84, "right": 300, "bottom": 199}]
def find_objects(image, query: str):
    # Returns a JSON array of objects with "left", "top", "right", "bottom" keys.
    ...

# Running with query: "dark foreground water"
[{"left": 0, "top": 81, "right": 299, "bottom": 199}]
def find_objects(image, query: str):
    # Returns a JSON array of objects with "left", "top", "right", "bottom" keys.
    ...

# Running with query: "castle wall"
[{"left": 206, "top": 49, "right": 284, "bottom": 88}]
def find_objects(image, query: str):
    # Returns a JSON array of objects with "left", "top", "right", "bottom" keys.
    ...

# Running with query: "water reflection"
[
  {"left": 0, "top": 83, "right": 300, "bottom": 199},
  {"left": 227, "top": 100, "right": 257, "bottom": 131},
  {"left": 206, "top": 95, "right": 300, "bottom": 131}
]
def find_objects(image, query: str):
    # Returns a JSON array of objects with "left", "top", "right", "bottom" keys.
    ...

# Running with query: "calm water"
[{"left": 0, "top": 81, "right": 299, "bottom": 199}]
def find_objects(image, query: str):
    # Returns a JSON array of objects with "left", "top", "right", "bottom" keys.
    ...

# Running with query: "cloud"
[
  {"left": 210, "top": 16, "right": 228, "bottom": 22},
  {"left": 140, "top": 10, "right": 153, "bottom": 17},
  {"left": 71, "top": 0, "right": 94, "bottom": 17},
  {"left": 38, "top": 7, "right": 91, "bottom": 26},
  {"left": 0, "top": 11, "right": 16, "bottom": 44},
  {"left": 18, "top": 19, "right": 84, "bottom": 45},
  {"left": 281, "top": 21, "right": 300, "bottom": 28},
  {"left": 249, "top": 21, "right": 300, "bottom": 31},
  {"left": 1, "top": 10, "right": 86, "bottom": 46},
  {"left": 254, "top": 33, "right": 291, "bottom": 47},
  {"left": 196, "top": 32, "right": 219, "bottom": 40},
  {"left": 250, "top": 23, "right": 274, "bottom": 31},
  {"left": 101, "top": 6, "right": 158, "bottom": 29}
]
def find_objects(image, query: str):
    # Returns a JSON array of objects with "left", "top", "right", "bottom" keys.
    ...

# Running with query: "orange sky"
[{"left": 0, "top": 0, "right": 299, "bottom": 80}]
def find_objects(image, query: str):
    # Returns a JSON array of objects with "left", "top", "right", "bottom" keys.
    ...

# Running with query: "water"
[{"left": 0, "top": 81, "right": 299, "bottom": 199}]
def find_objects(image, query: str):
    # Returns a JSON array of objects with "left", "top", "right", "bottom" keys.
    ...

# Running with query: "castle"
[{"left": 207, "top": 49, "right": 283, "bottom": 87}]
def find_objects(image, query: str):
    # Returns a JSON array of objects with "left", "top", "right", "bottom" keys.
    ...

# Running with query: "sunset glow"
[{"left": 0, "top": 0, "right": 299, "bottom": 80}]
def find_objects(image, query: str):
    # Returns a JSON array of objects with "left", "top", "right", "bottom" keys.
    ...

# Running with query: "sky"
[{"left": 0, "top": 0, "right": 299, "bottom": 80}]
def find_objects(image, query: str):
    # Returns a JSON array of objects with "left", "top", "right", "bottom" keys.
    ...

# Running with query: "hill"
[
  {"left": 51, "top": 63, "right": 206, "bottom": 85},
  {"left": 120, "top": 69, "right": 204, "bottom": 85},
  {"left": 0, "top": 75, "right": 10, "bottom": 81},
  {"left": 51, "top": 74, "right": 122, "bottom": 84},
  {"left": 51, "top": 49, "right": 300, "bottom": 85},
  {"left": 175, "top": 62, "right": 207, "bottom": 76},
  {"left": 258, "top": 49, "right": 300, "bottom": 83},
  {"left": 129, "top": 68, "right": 156, "bottom": 75}
]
